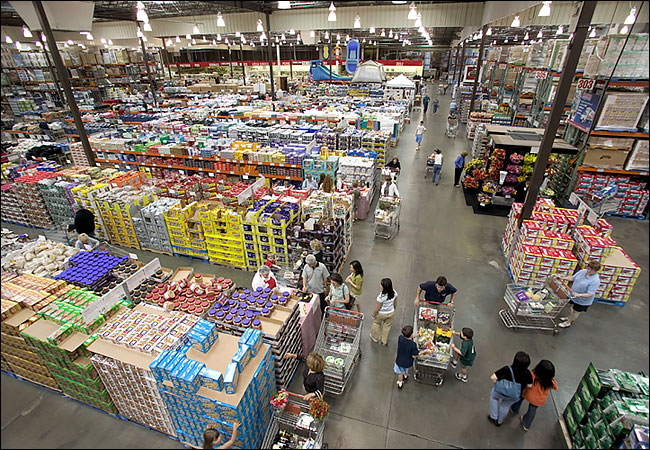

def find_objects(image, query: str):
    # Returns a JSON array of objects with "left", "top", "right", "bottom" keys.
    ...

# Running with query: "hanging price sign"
[
  {"left": 512, "top": 66, "right": 523, "bottom": 73},
  {"left": 535, "top": 71, "right": 548, "bottom": 79},
  {"left": 576, "top": 78, "right": 596, "bottom": 90},
  {"left": 498, "top": 63, "right": 507, "bottom": 69}
]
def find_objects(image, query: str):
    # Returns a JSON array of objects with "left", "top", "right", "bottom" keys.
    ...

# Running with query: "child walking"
[
  {"left": 510, "top": 360, "right": 558, "bottom": 431},
  {"left": 450, "top": 327, "right": 476, "bottom": 382},
  {"left": 394, "top": 325, "right": 432, "bottom": 390},
  {"left": 415, "top": 121, "right": 426, "bottom": 150}
]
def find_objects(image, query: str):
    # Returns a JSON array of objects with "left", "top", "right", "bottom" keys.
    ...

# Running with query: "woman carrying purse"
[
  {"left": 345, "top": 260, "right": 364, "bottom": 311},
  {"left": 488, "top": 351, "right": 533, "bottom": 426}
]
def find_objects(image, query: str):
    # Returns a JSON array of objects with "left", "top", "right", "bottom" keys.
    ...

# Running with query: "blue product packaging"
[
  {"left": 161, "top": 351, "right": 184, "bottom": 382},
  {"left": 231, "top": 344, "right": 251, "bottom": 372},
  {"left": 149, "top": 350, "right": 170, "bottom": 383},
  {"left": 245, "top": 329, "right": 263, "bottom": 356},
  {"left": 223, "top": 362, "right": 240, "bottom": 394},
  {"left": 184, "top": 360, "right": 206, "bottom": 393},
  {"left": 239, "top": 328, "right": 253, "bottom": 346},
  {"left": 170, "top": 358, "right": 192, "bottom": 389},
  {"left": 199, "top": 366, "right": 224, "bottom": 391}
]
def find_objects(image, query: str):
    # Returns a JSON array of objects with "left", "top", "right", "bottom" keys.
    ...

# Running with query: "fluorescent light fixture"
[
  {"left": 504, "top": 38, "right": 509, "bottom": 43},
  {"left": 362, "top": 38, "right": 366, "bottom": 43},
  {"left": 569, "top": 32, "right": 574, "bottom": 39},
  {"left": 486, "top": 27, "right": 492, "bottom": 36},
  {"left": 275, "top": 35, "right": 279, "bottom": 42},
  {"left": 589, "top": 28, "right": 596, "bottom": 38},
  {"left": 278, "top": 1, "right": 291, "bottom": 9},
  {"left": 40, "top": 33, "right": 46, "bottom": 42},
  {"left": 538, "top": 1, "right": 551, "bottom": 17},
  {"left": 235, "top": 31, "right": 240, "bottom": 37},
  {"left": 310, "top": 30, "right": 315, "bottom": 37},
  {"left": 281, "top": 33, "right": 286, "bottom": 40},
  {"left": 108, "top": 39, "right": 113, "bottom": 45},
  {"left": 242, "top": 35, "right": 247, "bottom": 44},
  {"left": 193, "top": 24, "right": 200, "bottom": 34},
  {"left": 336, "top": 33, "right": 340, "bottom": 40},
  {"left": 203, "top": 36, "right": 207, "bottom": 42},
  {"left": 15, "top": 41, "right": 22, "bottom": 49},
  {"left": 369, "top": 26, "right": 375, "bottom": 34},
  {"left": 514, "top": 36, "right": 518, "bottom": 41},
  {"left": 328, "top": 10, "right": 336, "bottom": 21},
  {"left": 188, "top": 42, "right": 192, "bottom": 47},
  {"left": 346, "top": 34, "right": 350, "bottom": 41},
  {"left": 354, "top": 15, "right": 361, "bottom": 28},
  {"left": 67, "top": 39, "right": 73, "bottom": 45},
  {"left": 403, "top": 41, "right": 406, "bottom": 46},
  {"left": 389, "top": 29, "right": 393, "bottom": 38},
  {"left": 324, "top": 31, "right": 329, "bottom": 39},
  {"left": 212, "top": 39, "right": 216, "bottom": 45},
  {"left": 290, "top": 28, "right": 296, "bottom": 35},
  {"left": 381, "top": 29, "right": 386, "bottom": 37},
  {"left": 620, "top": 25, "right": 629, "bottom": 34},
  {"left": 225, "top": 37, "right": 229, "bottom": 44},
  {"left": 524, "top": 32, "right": 529, "bottom": 40},
  {"left": 257, "top": 19, "right": 264, "bottom": 32},
  {"left": 296, "top": 33, "right": 301, "bottom": 42},
  {"left": 23, "top": 27, "right": 32, "bottom": 38},
  {"left": 511, "top": 16, "right": 520, "bottom": 27},
  {"left": 100, "top": 38, "right": 107, "bottom": 44},
  {"left": 64, "top": 42, "right": 69, "bottom": 48},
  {"left": 408, "top": 2, "right": 418, "bottom": 20},
  {"left": 418, "top": 25, "right": 425, "bottom": 33},
  {"left": 624, "top": 7, "right": 636, "bottom": 25},
  {"left": 87, "top": 33, "right": 94, "bottom": 40},
  {"left": 144, "top": 22, "right": 152, "bottom": 31},
  {"left": 414, "top": 13, "right": 422, "bottom": 28},
  {"left": 5, "top": 35, "right": 12, "bottom": 44},
  {"left": 217, "top": 33, "right": 222, "bottom": 40},
  {"left": 251, "top": 42, "right": 255, "bottom": 47},
  {"left": 104, "top": 43, "right": 109, "bottom": 48}
]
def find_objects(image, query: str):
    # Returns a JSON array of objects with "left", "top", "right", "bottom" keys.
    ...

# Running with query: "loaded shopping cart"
[
  {"left": 446, "top": 117, "right": 458, "bottom": 138},
  {"left": 412, "top": 301, "right": 455, "bottom": 386},
  {"left": 314, "top": 306, "right": 363, "bottom": 396},
  {"left": 424, "top": 153, "right": 436, "bottom": 178},
  {"left": 374, "top": 196, "right": 401, "bottom": 239},
  {"left": 260, "top": 391, "right": 326, "bottom": 449},
  {"left": 43, "top": 223, "right": 136, "bottom": 259},
  {"left": 498, "top": 275, "right": 573, "bottom": 336}
]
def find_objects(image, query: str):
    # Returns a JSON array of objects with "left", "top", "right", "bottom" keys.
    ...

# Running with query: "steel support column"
[
  {"left": 469, "top": 25, "right": 488, "bottom": 113},
  {"left": 240, "top": 42, "right": 246, "bottom": 85},
  {"left": 32, "top": 0, "right": 94, "bottom": 165},
  {"left": 265, "top": 12, "right": 276, "bottom": 100},
  {"left": 518, "top": 1, "right": 597, "bottom": 227},
  {"left": 138, "top": 23, "right": 158, "bottom": 107},
  {"left": 161, "top": 37, "right": 174, "bottom": 81}
]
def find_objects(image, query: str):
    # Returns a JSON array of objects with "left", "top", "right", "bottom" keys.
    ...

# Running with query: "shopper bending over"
[
  {"left": 489, "top": 351, "right": 533, "bottom": 427},
  {"left": 380, "top": 175, "right": 400, "bottom": 197},
  {"left": 414, "top": 276, "right": 457, "bottom": 306},
  {"left": 284, "top": 352, "right": 326, "bottom": 400},
  {"left": 75, "top": 233, "right": 100, "bottom": 251},
  {"left": 557, "top": 260, "right": 601, "bottom": 328},
  {"left": 302, "top": 254, "right": 330, "bottom": 314},
  {"left": 69, "top": 208, "right": 96, "bottom": 237},
  {"left": 202, "top": 421, "right": 240, "bottom": 449}
]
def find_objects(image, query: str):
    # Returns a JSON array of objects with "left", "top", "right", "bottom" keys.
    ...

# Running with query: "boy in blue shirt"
[
  {"left": 395, "top": 325, "right": 432, "bottom": 390},
  {"left": 557, "top": 260, "right": 601, "bottom": 328}
]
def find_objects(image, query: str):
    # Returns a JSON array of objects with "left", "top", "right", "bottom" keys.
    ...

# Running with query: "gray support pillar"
[
  {"left": 138, "top": 23, "right": 158, "bottom": 107},
  {"left": 456, "top": 44, "right": 465, "bottom": 86},
  {"left": 32, "top": 0, "right": 94, "bottom": 165},
  {"left": 265, "top": 12, "right": 276, "bottom": 100},
  {"left": 240, "top": 42, "right": 246, "bottom": 85},
  {"left": 161, "top": 37, "right": 174, "bottom": 81},
  {"left": 228, "top": 46, "right": 233, "bottom": 78},
  {"left": 518, "top": 1, "right": 597, "bottom": 226},
  {"left": 40, "top": 36, "right": 66, "bottom": 106},
  {"left": 329, "top": 35, "right": 333, "bottom": 85},
  {"left": 376, "top": 43, "right": 379, "bottom": 60},
  {"left": 469, "top": 25, "right": 488, "bottom": 113}
]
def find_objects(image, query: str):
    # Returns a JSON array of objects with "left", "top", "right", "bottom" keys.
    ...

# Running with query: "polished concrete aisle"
[{"left": 1, "top": 87, "right": 649, "bottom": 449}]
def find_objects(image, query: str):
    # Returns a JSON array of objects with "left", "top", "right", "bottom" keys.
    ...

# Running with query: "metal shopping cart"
[
  {"left": 260, "top": 391, "right": 326, "bottom": 449},
  {"left": 446, "top": 117, "right": 458, "bottom": 138},
  {"left": 424, "top": 153, "right": 436, "bottom": 178},
  {"left": 314, "top": 307, "right": 363, "bottom": 396},
  {"left": 412, "top": 301, "right": 455, "bottom": 386},
  {"left": 374, "top": 196, "right": 401, "bottom": 239},
  {"left": 498, "top": 275, "right": 573, "bottom": 336}
]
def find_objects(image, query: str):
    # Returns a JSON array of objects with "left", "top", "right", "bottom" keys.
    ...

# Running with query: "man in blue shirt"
[
  {"left": 557, "top": 260, "right": 601, "bottom": 328},
  {"left": 414, "top": 276, "right": 458, "bottom": 306},
  {"left": 302, "top": 174, "right": 318, "bottom": 190}
]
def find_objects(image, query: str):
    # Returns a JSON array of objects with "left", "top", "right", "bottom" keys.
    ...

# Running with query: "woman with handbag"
[
  {"left": 488, "top": 351, "right": 533, "bottom": 426},
  {"left": 325, "top": 273, "right": 351, "bottom": 309},
  {"left": 345, "top": 260, "right": 364, "bottom": 312}
]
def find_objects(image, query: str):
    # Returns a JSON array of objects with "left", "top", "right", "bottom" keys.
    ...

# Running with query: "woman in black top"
[
  {"left": 310, "top": 239, "right": 324, "bottom": 264},
  {"left": 489, "top": 351, "right": 533, "bottom": 426},
  {"left": 386, "top": 157, "right": 401, "bottom": 173},
  {"left": 284, "top": 352, "right": 325, "bottom": 400}
]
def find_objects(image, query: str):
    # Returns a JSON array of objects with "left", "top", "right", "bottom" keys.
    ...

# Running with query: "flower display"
[
  {"left": 472, "top": 169, "right": 488, "bottom": 181},
  {"left": 270, "top": 389, "right": 288, "bottom": 409},
  {"left": 477, "top": 192, "right": 493, "bottom": 204},
  {"left": 463, "top": 177, "right": 479, "bottom": 189},
  {"left": 492, "top": 148, "right": 506, "bottom": 160},
  {"left": 510, "top": 153, "right": 524, "bottom": 163},
  {"left": 506, "top": 164, "right": 522, "bottom": 174},
  {"left": 488, "top": 166, "right": 501, "bottom": 179},
  {"left": 524, "top": 154, "right": 537, "bottom": 165},
  {"left": 522, "top": 165, "right": 533, "bottom": 175},
  {"left": 505, "top": 174, "right": 519, "bottom": 183},
  {"left": 517, "top": 175, "right": 528, "bottom": 183},
  {"left": 482, "top": 180, "right": 498, "bottom": 193},
  {"left": 501, "top": 186, "right": 516, "bottom": 196},
  {"left": 309, "top": 397, "right": 329, "bottom": 421}
]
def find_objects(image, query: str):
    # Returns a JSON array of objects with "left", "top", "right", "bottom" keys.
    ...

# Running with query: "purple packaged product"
[
  {"left": 261, "top": 307, "right": 270, "bottom": 316},
  {"left": 265, "top": 301, "right": 274, "bottom": 309},
  {"left": 261, "top": 293, "right": 269, "bottom": 300},
  {"left": 257, "top": 299, "right": 265, "bottom": 308},
  {"left": 208, "top": 308, "right": 217, "bottom": 316},
  {"left": 233, "top": 316, "right": 242, "bottom": 325},
  {"left": 246, "top": 311, "right": 254, "bottom": 319},
  {"left": 225, "top": 313, "right": 233, "bottom": 322},
  {"left": 270, "top": 295, "right": 278, "bottom": 302},
  {"left": 264, "top": 288, "right": 271, "bottom": 294},
  {"left": 282, "top": 291, "right": 290, "bottom": 298},
  {"left": 515, "top": 291, "right": 530, "bottom": 302},
  {"left": 256, "top": 287, "right": 263, "bottom": 293},
  {"left": 252, "top": 291, "right": 260, "bottom": 298},
  {"left": 242, "top": 318, "right": 250, "bottom": 327},
  {"left": 238, "top": 310, "right": 246, "bottom": 317},
  {"left": 243, "top": 289, "right": 251, "bottom": 296},
  {"left": 252, "top": 319, "right": 261, "bottom": 328},
  {"left": 216, "top": 311, "right": 225, "bottom": 319}
]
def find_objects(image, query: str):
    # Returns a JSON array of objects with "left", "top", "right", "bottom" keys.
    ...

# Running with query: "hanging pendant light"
[
  {"left": 537, "top": 30, "right": 543, "bottom": 38},
  {"left": 257, "top": 19, "right": 264, "bottom": 32},
  {"left": 5, "top": 35, "right": 13, "bottom": 44},
  {"left": 176, "top": 36, "right": 181, "bottom": 43},
  {"left": 486, "top": 27, "right": 492, "bottom": 36},
  {"left": 354, "top": 15, "right": 361, "bottom": 28},
  {"left": 538, "top": 1, "right": 551, "bottom": 17},
  {"left": 86, "top": 33, "right": 94, "bottom": 40},
  {"left": 556, "top": 25, "right": 563, "bottom": 34},
  {"left": 217, "top": 13, "right": 226, "bottom": 27},
  {"left": 15, "top": 41, "right": 22, "bottom": 50},
  {"left": 242, "top": 35, "right": 247, "bottom": 44},
  {"left": 589, "top": 27, "right": 596, "bottom": 38},
  {"left": 192, "top": 38, "right": 196, "bottom": 44},
  {"left": 324, "top": 31, "right": 329, "bottom": 40},
  {"left": 260, "top": 31, "right": 266, "bottom": 40},
  {"left": 67, "top": 39, "right": 74, "bottom": 45},
  {"left": 408, "top": 2, "right": 418, "bottom": 20},
  {"left": 193, "top": 24, "right": 200, "bottom": 34},
  {"left": 389, "top": 29, "right": 393, "bottom": 38},
  {"left": 278, "top": 1, "right": 291, "bottom": 9},
  {"left": 624, "top": 7, "right": 636, "bottom": 24},
  {"left": 414, "top": 13, "right": 422, "bottom": 28},
  {"left": 524, "top": 31, "right": 529, "bottom": 40},
  {"left": 511, "top": 16, "right": 520, "bottom": 27},
  {"left": 281, "top": 32, "right": 286, "bottom": 40},
  {"left": 620, "top": 25, "right": 629, "bottom": 34},
  {"left": 217, "top": 33, "right": 222, "bottom": 40},
  {"left": 328, "top": 2, "right": 337, "bottom": 21},
  {"left": 186, "top": 33, "right": 191, "bottom": 40},
  {"left": 381, "top": 29, "right": 386, "bottom": 37},
  {"left": 23, "top": 27, "right": 33, "bottom": 38},
  {"left": 370, "top": 26, "right": 375, "bottom": 34}
]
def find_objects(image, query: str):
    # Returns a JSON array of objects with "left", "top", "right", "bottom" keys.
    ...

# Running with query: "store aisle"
[{"left": 1, "top": 84, "right": 648, "bottom": 449}]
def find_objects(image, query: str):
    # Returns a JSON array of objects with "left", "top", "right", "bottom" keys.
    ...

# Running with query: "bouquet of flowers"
[
  {"left": 501, "top": 186, "right": 516, "bottom": 196},
  {"left": 506, "top": 164, "right": 522, "bottom": 174},
  {"left": 482, "top": 179, "right": 498, "bottom": 193},
  {"left": 517, "top": 175, "right": 528, "bottom": 183},
  {"left": 478, "top": 192, "right": 494, "bottom": 205},
  {"left": 270, "top": 389, "right": 288, "bottom": 409},
  {"left": 463, "top": 177, "right": 479, "bottom": 189},
  {"left": 521, "top": 165, "right": 533, "bottom": 175},
  {"left": 488, "top": 166, "right": 501, "bottom": 179},
  {"left": 465, "top": 159, "right": 485, "bottom": 173},
  {"left": 505, "top": 174, "right": 519, "bottom": 183},
  {"left": 309, "top": 397, "right": 329, "bottom": 421},
  {"left": 472, "top": 169, "right": 488, "bottom": 181},
  {"left": 492, "top": 148, "right": 506, "bottom": 160},
  {"left": 524, "top": 154, "right": 537, "bottom": 165},
  {"left": 510, "top": 153, "right": 524, "bottom": 163},
  {"left": 490, "top": 158, "right": 505, "bottom": 170}
]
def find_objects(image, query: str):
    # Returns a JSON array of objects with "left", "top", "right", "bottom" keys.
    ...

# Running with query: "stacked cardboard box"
[
  {"left": 201, "top": 204, "right": 248, "bottom": 269},
  {"left": 134, "top": 197, "right": 180, "bottom": 254},
  {"left": 164, "top": 201, "right": 208, "bottom": 259},
  {"left": 1, "top": 184, "right": 30, "bottom": 225},
  {"left": 37, "top": 178, "right": 79, "bottom": 226},
  {"left": 150, "top": 324, "right": 275, "bottom": 448},
  {"left": 12, "top": 172, "right": 57, "bottom": 228}
]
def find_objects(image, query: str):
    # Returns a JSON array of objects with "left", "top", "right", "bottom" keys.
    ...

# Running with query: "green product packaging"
[
  {"left": 572, "top": 429, "right": 584, "bottom": 448},
  {"left": 571, "top": 396, "right": 586, "bottom": 423},
  {"left": 608, "top": 417, "right": 624, "bottom": 437},
  {"left": 588, "top": 404, "right": 602, "bottom": 424},
  {"left": 585, "top": 363, "right": 603, "bottom": 397},
  {"left": 598, "top": 433, "right": 612, "bottom": 449},
  {"left": 579, "top": 380, "right": 594, "bottom": 411},
  {"left": 564, "top": 408, "right": 578, "bottom": 436}
]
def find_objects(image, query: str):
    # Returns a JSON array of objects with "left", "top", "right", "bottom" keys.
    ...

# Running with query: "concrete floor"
[{"left": 1, "top": 90, "right": 648, "bottom": 449}]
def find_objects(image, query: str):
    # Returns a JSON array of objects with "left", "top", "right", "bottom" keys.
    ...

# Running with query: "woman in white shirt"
[
  {"left": 370, "top": 278, "right": 398, "bottom": 346},
  {"left": 432, "top": 149, "right": 444, "bottom": 185},
  {"left": 380, "top": 175, "right": 400, "bottom": 197}
]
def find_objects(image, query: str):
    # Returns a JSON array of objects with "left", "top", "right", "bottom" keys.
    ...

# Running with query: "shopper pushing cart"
[
  {"left": 446, "top": 113, "right": 458, "bottom": 138},
  {"left": 260, "top": 391, "right": 326, "bottom": 449}
]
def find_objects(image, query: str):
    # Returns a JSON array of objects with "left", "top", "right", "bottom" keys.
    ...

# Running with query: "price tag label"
[
  {"left": 513, "top": 66, "right": 523, "bottom": 73},
  {"left": 198, "top": 157, "right": 203, "bottom": 160},
  {"left": 498, "top": 63, "right": 507, "bottom": 69},
  {"left": 577, "top": 78, "right": 596, "bottom": 90},
  {"left": 535, "top": 71, "right": 548, "bottom": 79},
  {"left": 587, "top": 210, "right": 599, "bottom": 225},
  {"left": 569, "top": 192, "right": 580, "bottom": 206},
  {"left": 578, "top": 201, "right": 587, "bottom": 216},
  {"left": 530, "top": 146, "right": 540, "bottom": 154},
  {"left": 243, "top": 175, "right": 249, "bottom": 180}
]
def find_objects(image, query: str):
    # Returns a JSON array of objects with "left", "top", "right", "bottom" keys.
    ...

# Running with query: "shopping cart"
[
  {"left": 583, "top": 186, "right": 621, "bottom": 218},
  {"left": 374, "top": 196, "right": 401, "bottom": 239},
  {"left": 446, "top": 118, "right": 458, "bottom": 138},
  {"left": 260, "top": 391, "right": 326, "bottom": 449},
  {"left": 437, "top": 83, "right": 445, "bottom": 95},
  {"left": 412, "top": 301, "right": 455, "bottom": 386},
  {"left": 314, "top": 306, "right": 363, "bottom": 396},
  {"left": 424, "top": 153, "right": 436, "bottom": 178},
  {"left": 498, "top": 275, "right": 573, "bottom": 336}
]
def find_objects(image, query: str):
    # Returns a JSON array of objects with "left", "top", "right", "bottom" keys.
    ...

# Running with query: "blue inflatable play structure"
[{"left": 309, "top": 60, "right": 353, "bottom": 81}]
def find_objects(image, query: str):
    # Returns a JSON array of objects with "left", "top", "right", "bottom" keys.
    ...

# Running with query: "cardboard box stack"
[
  {"left": 69, "top": 142, "right": 91, "bottom": 167},
  {"left": 37, "top": 177, "right": 79, "bottom": 226},
  {"left": 289, "top": 216, "right": 347, "bottom": 275},
  {"left": 88, "top": 305, "right": 198, "bottom": 435},
  {"left": 12, "top": 172, "right": 57, "bottom": 228},
  {"left": 150, "top": 324, "right": 275, "bottom": 448},
  {"left": 574, "top": 173, "right": 649, "bottom": 218},
  {"left": 250, "top": 200, "right": 301, "bottom": 270},
  {"left": 563, "top": 362, "right": 649, "bottom": 449},
  {"left": 201, "top": 205, "right": 248, "bottom": 269},
  {"left": 164, "top": 201, "right": 208, "bottom": 259},
  {"left": 625, "top": 140, "right": 649, "bottom": 171},
  {"left": 1, "top": 184, "right": 30, "bottom": 225},
  {"left": 134, "top": 197, "right": 180, "bottom": 254}
]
